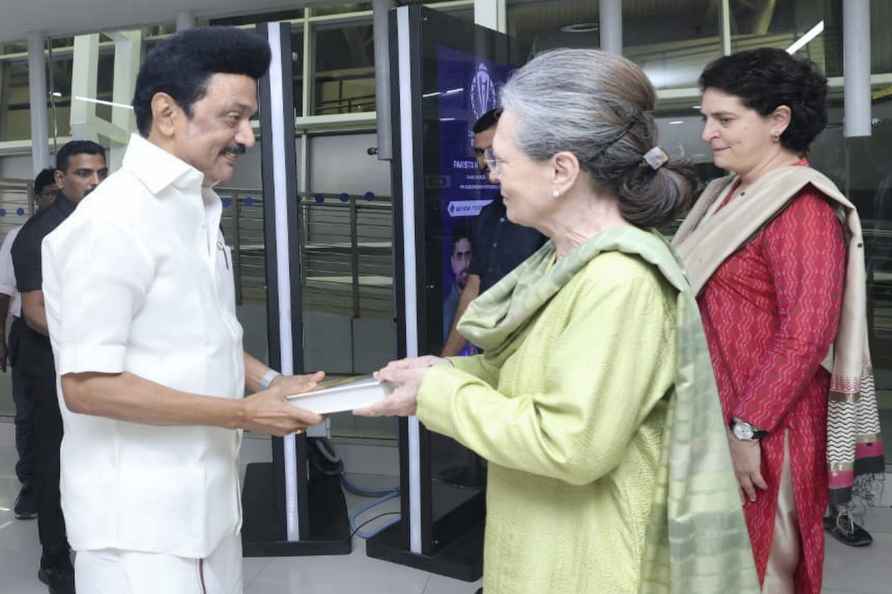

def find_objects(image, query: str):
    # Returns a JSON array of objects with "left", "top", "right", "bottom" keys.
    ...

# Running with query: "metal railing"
[
  {"left": 0, "top": 182, "right": 394, "bottom": 321},
  {"left": 300, "top": 191, "right": 393, "bottom": 319},
  {"left": 315, "top": 91, "right": 377, "bottom": 116},
  {"left": 214, "top": 187, "right": 394, "bottom": 319}
]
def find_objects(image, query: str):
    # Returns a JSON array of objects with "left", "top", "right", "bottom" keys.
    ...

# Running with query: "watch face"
[{"left": 733, "top": 423, "right": 754, "bottom": 440}]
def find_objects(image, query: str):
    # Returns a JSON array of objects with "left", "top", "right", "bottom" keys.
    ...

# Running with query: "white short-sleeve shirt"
[
  {"left": 42, "top": 133, "right": 245, "bottom": 558},
  {"left": 0, "top": 226, "right": 22, "bottom": 320}
]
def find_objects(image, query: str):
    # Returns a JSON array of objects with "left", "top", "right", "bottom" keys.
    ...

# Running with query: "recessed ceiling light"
[
  {"left": 692, "top": 105, "right": 701, "bottom": 109},
  {"left": 668, "top": 120, "right": 685, "bottom": 125}
]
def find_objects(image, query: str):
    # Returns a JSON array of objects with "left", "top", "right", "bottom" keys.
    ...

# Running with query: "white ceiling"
[{"left": 0, "top": 0, "right": 331, "bottom": 44}]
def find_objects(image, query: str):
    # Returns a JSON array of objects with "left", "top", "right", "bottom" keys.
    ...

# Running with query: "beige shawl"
[{"left": 673, "top": 166, "right": 884, "bottom": 505}]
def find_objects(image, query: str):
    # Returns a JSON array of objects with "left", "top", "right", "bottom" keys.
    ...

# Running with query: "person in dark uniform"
[
  {"left": 0, "top": 168, "right": 58, "bottom": 522},
  {"left": 12, "top": 140, "right": 108, "bottom": 594},
  {"left": 441, "top": 109, "right": 546, "bottom": 357}
]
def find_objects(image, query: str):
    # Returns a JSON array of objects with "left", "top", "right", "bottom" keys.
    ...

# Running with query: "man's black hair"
[
  {"left": 451, "top": 222, "right": 473, "bottom": 249},
  {"left": 132, "top": 26, "right": 272, "bottom": 137},
  {"left": 472, "top": 108, "right": 502, "bottom": 134},
  {"left": 55, "top": 140, "right": 106, "bottom": 173},
  {"left": 33, "top": 168, "right": 56, "bottom": 194}
]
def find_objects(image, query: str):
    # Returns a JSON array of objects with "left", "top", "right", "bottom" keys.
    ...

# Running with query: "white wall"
[
  {"left": 224, "top": 137, "right": 304, "bottom": 191},
  {"left": 0, "top": 154, "right": 34, "bottom": 179},
  {"left": 309, "top": 132, "right": 391, "bottom": 196}
]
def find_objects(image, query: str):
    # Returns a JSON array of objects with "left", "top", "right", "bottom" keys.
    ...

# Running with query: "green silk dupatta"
[{"left": 458, "top": 225, "right": 759, "bottom": 594}]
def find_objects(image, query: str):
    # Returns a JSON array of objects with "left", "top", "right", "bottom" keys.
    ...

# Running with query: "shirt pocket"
[{"left": 215, "top": 242, "right": 237, "bottom": 313}]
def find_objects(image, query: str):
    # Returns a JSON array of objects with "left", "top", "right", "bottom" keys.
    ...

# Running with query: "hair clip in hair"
[{"left": 643, "top": 147, "right": 669, "bottom": 171}]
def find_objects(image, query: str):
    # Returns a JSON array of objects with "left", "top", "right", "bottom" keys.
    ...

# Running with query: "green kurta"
[{"left": 416, "top": 226, "right": 758, "bottom": 594}]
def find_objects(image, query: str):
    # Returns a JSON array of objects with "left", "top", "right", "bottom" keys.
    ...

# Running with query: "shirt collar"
[
  {"left": 122, "top": 133, "right": 205, "bottom": 195},
  {"left": 54, "top": 191, "right": 77, "bottom": 217}
]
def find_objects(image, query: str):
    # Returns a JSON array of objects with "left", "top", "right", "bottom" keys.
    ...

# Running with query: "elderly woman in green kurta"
[{"left": 357, "top": 49, "right": 758, "bottom": 594}]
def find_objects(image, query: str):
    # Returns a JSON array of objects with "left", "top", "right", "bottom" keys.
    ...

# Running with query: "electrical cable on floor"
[
  {"left": 311, "top": 437, "right": 399, "bottom": 498},
  {"left": 350, "top": 490, "right": 400, "bottom": 525},
  {"left": 350, "top": 491, "right": 401, "bottom": 539},
  {"left": 308, "top": 436, "right": 402, "bottom": 538},
  {"left": 351, "top": 512, "right": 401, "bottom": 539}
]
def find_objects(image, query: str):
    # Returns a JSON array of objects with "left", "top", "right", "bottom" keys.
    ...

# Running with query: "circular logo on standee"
[{"left": 469, "top": 62, "right": 497, "bottom": 122}]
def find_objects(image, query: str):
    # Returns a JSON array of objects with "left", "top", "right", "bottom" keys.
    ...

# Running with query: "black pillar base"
[
  {"left": 365, "top": 518, "right": 483, "bottom": 582},
  {"left": 241, "top": 462, "right": 352, "bottom": 557}
]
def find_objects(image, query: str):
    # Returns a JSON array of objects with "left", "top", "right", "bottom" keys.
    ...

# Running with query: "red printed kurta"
[{"left": 697, "top": 185, "right": 846, "bottom": 594}]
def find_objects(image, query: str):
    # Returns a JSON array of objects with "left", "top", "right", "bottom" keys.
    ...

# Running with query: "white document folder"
[{"left": 286, "top": 376, "right": 393, "bottom": 414}]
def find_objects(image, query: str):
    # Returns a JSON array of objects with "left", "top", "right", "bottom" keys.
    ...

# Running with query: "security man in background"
[
  {"left": 0, "top": 168, "right": 58, "bottom": 522},
  {"left": 12, "top": 140, "right": 108, "bottom": 594}
]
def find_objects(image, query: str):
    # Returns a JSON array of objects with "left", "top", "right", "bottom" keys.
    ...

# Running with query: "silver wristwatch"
[
  {"left": 730, "top": 419, "right": 768, "bottom": 441},
  {"left": 259, "top": 369, "right": 282, "bottom": 390}
]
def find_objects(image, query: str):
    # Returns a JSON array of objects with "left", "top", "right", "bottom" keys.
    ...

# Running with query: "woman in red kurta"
[
  {"left": 699, "top": 187, "right": 845, "bottom": 594},
  {"left": 684, "top": 48, "right": 847, "bottom": 594}
]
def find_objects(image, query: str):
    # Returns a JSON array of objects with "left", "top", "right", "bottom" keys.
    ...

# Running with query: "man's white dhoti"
[{"left": 75, "top": 533, "right": 243, "bottom": 594}]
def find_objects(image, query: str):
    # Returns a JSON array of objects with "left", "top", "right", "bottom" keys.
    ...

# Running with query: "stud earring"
[
  {"left": 553, "top": 189, "right": 560, "bottom": 198},
  {"left": 771, "top": 132, "right": 780, "bottom": 143}
]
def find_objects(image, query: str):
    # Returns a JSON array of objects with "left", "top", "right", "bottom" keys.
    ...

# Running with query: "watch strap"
[
  {"left": 259, "top": 369, "right": 282, "bottom": 390},
  {"left": 730, "top": 418, "right": 767, "bottom": 440}
]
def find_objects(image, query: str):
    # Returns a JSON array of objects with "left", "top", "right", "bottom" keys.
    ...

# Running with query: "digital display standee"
[{"left": 366, "top": 5, "right": 527, "bottom": 581}]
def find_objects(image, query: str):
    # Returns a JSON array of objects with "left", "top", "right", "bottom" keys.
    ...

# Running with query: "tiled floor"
[
  {"left": 0, "top": 426, "right": 478, "bottom": 594},
  {"left": 2, "top": 424, "right": 892, "bottom": 593}
]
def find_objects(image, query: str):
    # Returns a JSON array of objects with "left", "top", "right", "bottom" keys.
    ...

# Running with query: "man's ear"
[
  {"left": 150, "top": 92, "right": 181, "bottom": 138},
  {"left": 53, "top": 169, "right": 64, "bottom": 188}
]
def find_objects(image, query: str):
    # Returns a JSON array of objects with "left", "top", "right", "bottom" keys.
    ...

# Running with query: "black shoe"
[
  {"left": 37, "top": 567, "right": 75, "bottom": 594},
  {"left": 13, "top": 484, "right": 38, "bottom": 520},
  {"left": 824, "top": 513, "right": 874, "bottom": 547}
]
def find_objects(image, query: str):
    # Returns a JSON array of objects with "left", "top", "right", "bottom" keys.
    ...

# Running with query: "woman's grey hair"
[{"left": 500, "top": 48, "right": 698, "bottom": 228}]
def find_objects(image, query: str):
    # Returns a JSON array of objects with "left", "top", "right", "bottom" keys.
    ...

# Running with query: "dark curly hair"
[
  {"left": 699, "top": 48, "right": 828, "bottom": 153},
  {"left": 133, "top": 27, "right": 271, "bottom": 137}
]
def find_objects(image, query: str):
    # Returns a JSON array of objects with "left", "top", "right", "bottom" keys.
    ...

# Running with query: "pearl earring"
[{"left": 553, "top": 189, "right": 560, "bottom": 198}]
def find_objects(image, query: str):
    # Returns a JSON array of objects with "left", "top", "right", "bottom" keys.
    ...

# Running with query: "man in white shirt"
[
  {"left": 0, "top": 168, "right": 57, "bottom": 522},
  {"left": 41, "top": 27, "right": 323, "bottom": 594}
]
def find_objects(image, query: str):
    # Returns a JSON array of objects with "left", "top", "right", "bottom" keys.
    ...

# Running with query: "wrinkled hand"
[
  {"left": 727, "top": 432, "right": 768, "bottom": 504},
  {"left": 383, "top": 355, "right": 449, "bottom": 371},
  {"left": 354, "top": 357, "right": 450, "bottom": 417},
  {"left": 240, "top": 371, "right": 325, "bottom": 436}
]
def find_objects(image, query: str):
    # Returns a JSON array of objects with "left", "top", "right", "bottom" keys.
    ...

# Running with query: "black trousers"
[
  {"left": 27, "top": 360, "right": 70, "bottom": 567},
  {"left": 12, "top": 358, "right": 36, "bottom": 484},
  {"left": 10, "top": 317, "right": 36, "bottom": 485}
]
